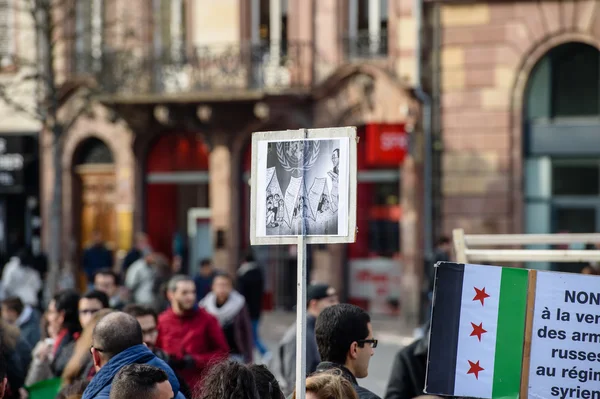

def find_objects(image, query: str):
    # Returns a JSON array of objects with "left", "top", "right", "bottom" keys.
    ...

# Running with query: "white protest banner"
[
  {"left": 250, "top": 127, "right": 357, "bottom": 245},
  {"left": 528, "top": 271, "right": 600, "bottom": 399}
]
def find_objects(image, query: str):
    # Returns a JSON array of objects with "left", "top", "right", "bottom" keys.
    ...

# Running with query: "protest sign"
[
  {"left": 249, "top": 127, "right": 357, "bottom": 399},
  {"left": 425, "top": 263, "right": 528, "bottom": 399},
  {"left": 528, "top": 271, "right": 600, "bottom": 399},
  {"left": 250, "top": 127, "right": 357, "bottom": 245},
  {"left": 426, "top": 262, "right": 600, "bottom": 399}
]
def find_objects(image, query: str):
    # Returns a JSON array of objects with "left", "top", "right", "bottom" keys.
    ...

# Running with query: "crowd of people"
[{"left": 0, "top": 231, "right": 396, "bottom": 399}]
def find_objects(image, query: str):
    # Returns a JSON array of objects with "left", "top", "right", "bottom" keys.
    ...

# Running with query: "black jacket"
[
  {"left": 236, "top": 262, "right": 264, "bottom": 319},
  {"left": 316, "top": 362, "right": 381, "bottom": 399},
  {"left": 384, "top": 336, "right": 428, "bottom": 399}
]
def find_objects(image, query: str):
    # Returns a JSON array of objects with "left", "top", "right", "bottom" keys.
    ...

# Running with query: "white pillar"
[
  {"left": 269, "top": 0, "right": 281, "bottom": 65},
  {"left": 369, "top": 0, "right": 381, "bottom": 55},
  {"left": 251, "top": 0, "right": 260, "bottom": 45},
  {"left": 171, "top": 0, "right": 184, "bottom": 63}
]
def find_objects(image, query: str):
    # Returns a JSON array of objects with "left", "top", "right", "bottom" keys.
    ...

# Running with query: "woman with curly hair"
[
  {"left": 196, "top": 360, "right": 284, "bottom": 399},
  {"left": 293, "top": 370, "right": 359, "bottom": 399}
]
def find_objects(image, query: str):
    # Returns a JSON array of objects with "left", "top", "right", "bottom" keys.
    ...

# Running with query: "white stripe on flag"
[{"left": 453, "top": 264, "right": 502, "bottom": 398}]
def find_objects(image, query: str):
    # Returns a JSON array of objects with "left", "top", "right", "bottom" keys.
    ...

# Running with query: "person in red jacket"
[{"left": 156, "top": 275, "right": 229, "bottom": 391}]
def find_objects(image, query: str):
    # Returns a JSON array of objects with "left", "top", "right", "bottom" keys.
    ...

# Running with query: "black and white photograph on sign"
[{"left": 256, "top": 138, "right": 349, "bottom": 237}]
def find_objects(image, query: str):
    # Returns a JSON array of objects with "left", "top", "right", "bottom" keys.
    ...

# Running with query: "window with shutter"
[
  {"left": 153, "top": 0, "right": 185, "bottom": 63},
  {"left": 0, "top": 0, "right": 14, "bottom": 68},
  {"left": 75, "top": 0, "right": 103, "bottom": 73}
]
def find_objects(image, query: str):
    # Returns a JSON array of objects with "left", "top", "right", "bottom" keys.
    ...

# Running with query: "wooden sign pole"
[{"left": 519, "top": 269, "right": 537, "bottom": 399}]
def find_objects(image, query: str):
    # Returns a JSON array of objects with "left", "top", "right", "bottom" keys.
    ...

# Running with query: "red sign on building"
[{"left": 365, "top": 123, "right": 408, "bottom": 167}]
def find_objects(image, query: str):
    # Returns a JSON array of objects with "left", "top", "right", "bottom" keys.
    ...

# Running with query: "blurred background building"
[
  {"left": 36, "top": 0, "right": 422, "bottom": 317},
  {"left": 0, "top": 0, "right": 595, "bottom": 321}
]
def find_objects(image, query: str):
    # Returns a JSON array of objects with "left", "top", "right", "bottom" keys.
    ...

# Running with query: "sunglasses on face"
[{"left": 357, "top": 339, "right": 378, "bottom": 348}]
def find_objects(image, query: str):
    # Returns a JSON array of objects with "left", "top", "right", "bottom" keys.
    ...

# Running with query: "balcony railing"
[
  {"left": 72, "top": 41, "right": 315, "bottom": 96},
  {"left": 342, "top": 30, "right": 388, "bottom": 61}
]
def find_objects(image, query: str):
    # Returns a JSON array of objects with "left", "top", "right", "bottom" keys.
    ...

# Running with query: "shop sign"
[
  {"left": 0, "top": 136, "right": 30, "bottom": 193},
  {"left": 349, "top": 258, "right": 402, "bottom": 315},
  {"left": 365, "top": 123, "right": 408, "bottom": 167}
]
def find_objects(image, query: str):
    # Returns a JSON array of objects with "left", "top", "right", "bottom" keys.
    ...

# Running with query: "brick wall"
[{"left": 438, "top": 0, "right": 600, "bottom": 235}]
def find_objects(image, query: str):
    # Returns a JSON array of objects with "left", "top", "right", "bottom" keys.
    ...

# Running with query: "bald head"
[{"left": 92, "top": 312, "right": 143, "bottom": 360}]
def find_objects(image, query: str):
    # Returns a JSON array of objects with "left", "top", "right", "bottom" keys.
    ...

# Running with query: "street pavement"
[{"left": 259, "top": 311, "right": 417, "bottom": 397}]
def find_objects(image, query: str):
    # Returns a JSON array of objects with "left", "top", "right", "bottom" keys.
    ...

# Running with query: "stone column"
[
  {"left": 209, "top": 138, "right": 234, "bottom": 274},
  {"left": 400, "top": 153, "right": 424, "bottom": 328}
]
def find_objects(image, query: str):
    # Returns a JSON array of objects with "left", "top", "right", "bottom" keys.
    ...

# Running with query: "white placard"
[
  {"left": 250, "top": 127, "right": 357, "bottom": 245},
  {"left": 528, "top": 271, "right": 600, "bottom": 398}
]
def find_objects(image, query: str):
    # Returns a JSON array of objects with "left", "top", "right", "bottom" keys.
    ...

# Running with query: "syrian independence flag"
[{"left": 425, "top": 262, "right": 529, "bottom": 399}]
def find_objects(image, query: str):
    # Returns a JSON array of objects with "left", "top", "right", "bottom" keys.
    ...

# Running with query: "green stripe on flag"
[{"left": 492, "top": 268, "right": 529, "bottom": 399}]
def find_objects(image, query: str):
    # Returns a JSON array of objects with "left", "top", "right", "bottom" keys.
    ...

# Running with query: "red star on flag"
[
  {"left": 473, "top": 287, "right": 490, "bottom": 306},
  {"left": 467, "top": 360, "right": 484, "bottom": 379},
  {"left": 470, "top": 322, "right": 487, "bottom": 341}
]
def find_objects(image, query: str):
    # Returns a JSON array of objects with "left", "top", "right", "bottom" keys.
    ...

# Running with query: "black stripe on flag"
[{"left": 425, "top": 262, "right": 465, "bottom": 395}]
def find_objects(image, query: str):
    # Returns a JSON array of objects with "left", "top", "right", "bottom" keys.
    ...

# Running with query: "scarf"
[{"left": 200, "top": 290, "right": 246, "bottom": 326}]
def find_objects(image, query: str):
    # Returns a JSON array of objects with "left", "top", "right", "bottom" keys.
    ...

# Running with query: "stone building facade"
[
  {"left": 432, "top": 1, "right": 600, "bottom": 266},
  {"left": 41, "top": 0, "right": 425, "bottom": 320}
]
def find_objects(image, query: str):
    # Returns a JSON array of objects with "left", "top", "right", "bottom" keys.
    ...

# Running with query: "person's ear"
[
  {"left": 91, "top": 348, "right": 102, "bottom": 370},
  {"left": 166, "top": 290, "right": 174, "bottom": 302},
  {"left": 348, "top": 341, "right": 359, "bottom": 360}
]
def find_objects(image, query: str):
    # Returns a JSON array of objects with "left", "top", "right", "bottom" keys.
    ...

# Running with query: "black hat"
[{"left": 307, "top": 283, "right": 336, "bottom": 302}]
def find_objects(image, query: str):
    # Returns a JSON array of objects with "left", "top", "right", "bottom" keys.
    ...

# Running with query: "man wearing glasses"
[
  {"left": 315, "top": 303, "right": 380, "bottom": 399},
  {"left": 78, "top": 290, "right": 109, "bottom": 328}
]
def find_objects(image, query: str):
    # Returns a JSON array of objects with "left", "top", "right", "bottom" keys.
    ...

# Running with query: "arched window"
[
  {"left": 75, "top": 137, "right": 114, "bottom": 165},
  {"left": 526, "top": 42, "right": 600, "bottom": 120}
]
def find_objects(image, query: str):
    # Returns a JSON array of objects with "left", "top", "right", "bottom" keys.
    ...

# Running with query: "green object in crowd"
[{"left": 26, "top": 377, "right": 62, "bottom": 399}]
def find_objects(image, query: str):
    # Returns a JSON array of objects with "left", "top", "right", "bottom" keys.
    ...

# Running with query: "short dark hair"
[
  {"left": 197, "top": 360, "right": 259, "bottom": 399},
  {"left": 333, "top": 149, "right": 339, "bottom": 156},
  {"left": 244, "top": 250, "right": 255, "bottom": 263},
  {"left": 437, "top": 236, "right": 451, "bottom": 246},
  {"left": 200, "top": 258, "right": 211, "bottom": 267},
  {"left": 167, "top": 275, "right": 195, "bottom": 293},
  {"left": 315, "top": 304, "right": 371, "bottom": 365},
  {"left": 109, "top": 364, "right": 169, "bottom": 399},
  {"left": 213, "top": 271, "right": 233, "bottom": 284},
  {"left": 93, "top": 312, "right": 143, "bottom": 359},
  {"left": 1, "top": 297, "right": 24, "bottom": 315},
  {"left": 53, "top": 290, "right": 82, "bottom": 335},
  {"left": 249, "top": 364, "right": 284, "bottom": 399},
  {"left": 94, "top": 268, "right": 120, "bottom": 286},
  {"left": 82, "top": 290, "right": 110, "bottom": 309},
  {"left": 56, "top": 380, "right": 90, "bottom": 399},
  {"left": 123, "top": 304, "right": 157, "bottom": 323}
]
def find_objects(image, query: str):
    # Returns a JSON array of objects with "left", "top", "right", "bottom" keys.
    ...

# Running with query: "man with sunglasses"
[{"left": 315, "top": 303, "right": 380, "bottom": 399}]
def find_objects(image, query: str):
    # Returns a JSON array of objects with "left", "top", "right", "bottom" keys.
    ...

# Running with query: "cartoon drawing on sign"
[{"left": 261, "top": 139, "right": 343, "bottom": 236}]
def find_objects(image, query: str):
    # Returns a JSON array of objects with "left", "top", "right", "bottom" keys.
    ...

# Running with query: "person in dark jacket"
[
  {"left": 194, "top": 259, "right": 215, "bottom": 302},
  {"left": 315, "top": 304, "right": 380, "bottom": 399},
  {"left": 82, "top": 231, "right": 113, "bottom": 288},
  {"left": 1, "top": 296, "right": 41, "bottom": 349},
  {"left": 121, "top": 232, "right": 150, "bottom": 275},
  {"left": 47, "top": 290, "right": 82, "bottom": 377},
  {"left": 123, "top": 304, "right": 192, "bottom": 399},
  {"left": 278, "top": 283, "right": 339, "bottom": 396},
  {"left": 82, "top": 312, "right": 185, "bottom": 399},
  {"left": 236, "top": 252, "right": 269, "bottom": 362},
  {"left": 157, "top": 275, "right": 229, "bottom": 392},
  {"left": 384, "top": 322, "right": 430, "bottom": 399},
  {"left": 200, "top": 272, "right": 253, "bottom": 364}
]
